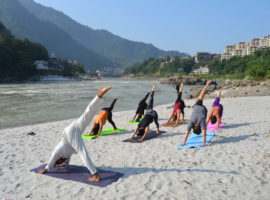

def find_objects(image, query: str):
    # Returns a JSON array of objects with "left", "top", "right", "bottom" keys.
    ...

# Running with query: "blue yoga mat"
[
  {"left": 30, "top": 164, "right": 124, "bottom": 187},
  {"left": 177, "top": 132, "right": 215, "bottom": 150}
]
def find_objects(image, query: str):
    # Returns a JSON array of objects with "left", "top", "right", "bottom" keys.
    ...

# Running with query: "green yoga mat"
[
  {"left": 82, "top": 128, "right": 126, "bottom": 139},
  {"left": 126, "top": 118, "right": 143, "bottom": 125}
]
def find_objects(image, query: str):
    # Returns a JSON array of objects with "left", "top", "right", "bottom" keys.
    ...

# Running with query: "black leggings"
[
  {"left": 175, "top": 92, "right": 182, "bottom": 103},
  {"left": 147, "top": 91, "right": 154, "bottom": 110},
  {"left": 102, "top": 98, "right": 117, "bottom": 129}
]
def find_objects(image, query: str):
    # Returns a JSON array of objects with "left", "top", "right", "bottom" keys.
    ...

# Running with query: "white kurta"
[{"left": 46, "top": 95, "right": 103, "bottom": 175}]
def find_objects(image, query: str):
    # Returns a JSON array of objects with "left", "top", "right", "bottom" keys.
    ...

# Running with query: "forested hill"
[
  {"left": 0, "top": 21, "right": 48, "bottom": 81},
  {"left": 124, "top": 48, "right": 270, "bottom": 80},
  {"left": 2, "top": 0, "right": 188, "bottom": 68},
  {"left": 0, "top": 0, "right": 115, "bottom": 70}
]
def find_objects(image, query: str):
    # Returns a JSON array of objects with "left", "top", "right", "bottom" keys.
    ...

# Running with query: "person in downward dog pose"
[
  {"left": 37, "top": 86, "right": 112, "bottom": 182},
  {"left": 166, "top": 83, "right": 185, "bottom": 126},
  {"left": 128, "top": 83, "right": 160, "bottom": 142},
  {"left": 130, "top": 91, "right": 150, "bottom": 122},
  {"left": 206, "top": 88, "right": 223, "bottom": 129},
  {"left": 181, "top": 80, "right": 211, "bottom": 147},
  {"left": 89, "top": 97, "right": 118, "bottom": 137}
]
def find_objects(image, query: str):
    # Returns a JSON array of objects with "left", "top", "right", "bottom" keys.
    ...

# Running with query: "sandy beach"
[{"left": 1, "top": 95, "right": 270, "bottom": 200}]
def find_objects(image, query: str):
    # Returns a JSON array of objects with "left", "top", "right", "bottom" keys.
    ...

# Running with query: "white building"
[
  {"left": 193, "top": 65, "right": 211, "bottom": 74},
  {"left": 35, "top": 60, "right": 49, "bottom": 70}
]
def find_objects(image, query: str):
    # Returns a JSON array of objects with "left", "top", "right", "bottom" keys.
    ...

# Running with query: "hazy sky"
[{"left": 34, "top": 0, "right": 270, "bottom": 55}]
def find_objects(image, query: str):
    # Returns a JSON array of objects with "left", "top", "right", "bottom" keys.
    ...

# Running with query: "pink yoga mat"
[{"left": 207, "top": 122, "right": 224, "bottom": 131}]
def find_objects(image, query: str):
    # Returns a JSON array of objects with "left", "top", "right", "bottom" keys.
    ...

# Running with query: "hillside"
[
  {"left": 0, "top": 0, "right": 114, "bottom": 70},
  {"left": 18, "top": 0, "right": 188, "bottom": 67}
]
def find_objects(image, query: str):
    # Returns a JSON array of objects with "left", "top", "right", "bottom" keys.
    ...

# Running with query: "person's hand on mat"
[
  {"left": 180, "top": 143, "right": 186, "bottom": 146},
  {"left": 128, "top": 137, "right": 134, "bottom": 141},
  {"left": 37, "top": 168, "right": 47, "bottom": 174},
  {"left": 87, "top": 173, "right": 100, "bottom": 182},
  {"left": 200, "top": 144, "right": 205, "bottom": 147},
  {"left": 138, "top": 138, "right": 144, "bottom": 142}
]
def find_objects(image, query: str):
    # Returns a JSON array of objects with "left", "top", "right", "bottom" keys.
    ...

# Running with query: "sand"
[{"left": 0, "top": 95, "right": 270, "bottom": 200}]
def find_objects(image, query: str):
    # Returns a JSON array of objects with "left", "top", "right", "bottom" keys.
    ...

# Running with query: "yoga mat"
[
  {"left": 207, "top": 122, "right": 224, "bottom": 131},
  {"left": 82, "top": 128, "right": 126, "bottom": 139},
  {"left": 126, "top": 118, "right": 143, "bottom": 125},
  {"left": 122, "top": 131, "right": 165, "bottom": 143},
  {"left": 31, "top": 164, "right": 124, "bottom": 187},
  {"left": 177, "top": 132, "right": 215, "bottom": 150}
]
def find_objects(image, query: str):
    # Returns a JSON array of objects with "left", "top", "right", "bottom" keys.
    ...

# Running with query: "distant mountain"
[
  {"left": 0, "top": 0, "right": 114, "bottom": 70},
  {"left": 18, "top": 0, "right": 188, "bottom": 67}
]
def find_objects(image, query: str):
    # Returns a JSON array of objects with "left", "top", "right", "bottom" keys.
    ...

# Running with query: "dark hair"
[
  {"left": 173, "top": 114, "right": 177, "bottom": 121},
  {"left": 193, "top": 125, "right": 202, "bottom": 135},
  {"left": 137, "top": 128, "right": 145, "bottom": 136},
  {"left": 56, "top": 157, "right": 66, "bottom": 165},
  {"left": 211, "top": 116, "right": 217, "bottom": 124},
  {"left": 93, "top": 124, "right": 100, "bottom": 135}
]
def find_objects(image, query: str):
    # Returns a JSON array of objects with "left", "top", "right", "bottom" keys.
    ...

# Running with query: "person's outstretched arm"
[
  {"left": 138, "top": 126, "right": 150, "bottom": 142},
  {"left": 95, "top": 122, "right": 103, "bottom": 137},
  {"left": 181, "top": 130, "right": 190, "bottom": 146},
  {"left": 166, "top": 112, "right": 174, "bottom": 124},
  {"left": 200, "top": 130, "right": 206, "bottom": 147},
  {"left": 198, "top": 80, "right": 211, "bottom": 100},
  {"left": 128, "top": 126, "right": 139, "bottom": 141},
  {"left": 206, "top": 109, "right": 214, "bottom": 125}
]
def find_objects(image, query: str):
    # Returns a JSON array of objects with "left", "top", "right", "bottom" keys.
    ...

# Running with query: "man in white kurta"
[{"left": 37, "top": 87, "right": 112, "bottom": 182}]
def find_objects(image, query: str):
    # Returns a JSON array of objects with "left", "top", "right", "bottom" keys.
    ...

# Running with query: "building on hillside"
[
  {"left": 194, "top": 52, "right": 212, "bottom": 63},
  {"left": 193, "top": 65, "right": 212, "bottom": 74},
  {"left": 221, "top": 35, "right": 270, "bottom": 60},
  {"left": 35, "top": 60, "right": 49, "bottom": 70}
]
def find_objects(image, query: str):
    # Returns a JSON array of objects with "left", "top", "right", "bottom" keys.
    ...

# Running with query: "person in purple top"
[{"left": 206, "top": 88, "right": 223, "bottom": 129}]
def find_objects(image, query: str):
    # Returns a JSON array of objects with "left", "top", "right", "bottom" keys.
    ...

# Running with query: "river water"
[{"left": 0, "top": 78, "right": 198, "bottom": 129}]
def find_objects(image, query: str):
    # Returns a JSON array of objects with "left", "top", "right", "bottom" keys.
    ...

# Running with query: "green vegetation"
[
  {"left": 0, "top": 22, "right": 48, "bottom": 81},
  {"left": 124, "top": 48, "right": 270, "bottom": 80},
  {"left": 0, "top": 21, "right": 86, "bottom": 82}
]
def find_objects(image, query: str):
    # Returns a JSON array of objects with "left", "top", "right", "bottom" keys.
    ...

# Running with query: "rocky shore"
[{"left": 159, "top": 76, "right": 270, "bottom": 99}]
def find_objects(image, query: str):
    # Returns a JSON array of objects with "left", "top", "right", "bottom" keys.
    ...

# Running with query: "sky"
[{"left": 34, "top": 0, "right": 270, "bottom": 56}]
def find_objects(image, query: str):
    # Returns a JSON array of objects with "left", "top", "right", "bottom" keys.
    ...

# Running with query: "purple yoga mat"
[
  {"left": 30, "top": 164, "right": 124, "bottom": 187},
  {"left": 207, "top": 122, "right": 224, "bottom": 131}
]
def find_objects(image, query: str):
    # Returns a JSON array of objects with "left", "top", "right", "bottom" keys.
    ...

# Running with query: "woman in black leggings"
[
  {"left": 128, "top": 83, "right": 160, "bottom": 142},
  {"left": 130, "top": 92, "right": 150, "bottom": 122}
]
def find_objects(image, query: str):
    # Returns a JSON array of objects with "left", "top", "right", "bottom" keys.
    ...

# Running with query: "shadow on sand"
[
  {"left": 99, "top": 166, "right": 240, "bottom": 179},
  {"left": 212, "top": 134, "right": 254, "bottom": 145}
]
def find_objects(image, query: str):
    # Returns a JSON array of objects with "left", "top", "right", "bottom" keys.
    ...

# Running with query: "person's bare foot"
[
  {"left": 37, "top": 168, "right": 47, "bottom": 174},
  {"left": 152, "top": 82, "right": 156, "bottom": 91},
  {"left": 87, "top": 173, "right": 100, "bottom": 182},
  {"left": 128, "top": 137, "right": 133, "bottom": 141},
  {"left": 98, "top": 86, "right": 112, "bottom": 99}
]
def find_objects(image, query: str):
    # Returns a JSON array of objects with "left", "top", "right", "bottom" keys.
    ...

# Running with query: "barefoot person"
[
  {"left": 37, "top": 86, "right": 112, "bottom": 182},
  {"left": 166, "top": 83, "right": 185, "bottom": 126},
  {"left": 130, "top": 91, "right": 150, "bottom": 122},
  {"left": 181, "top": 80, "right": 211, "bottom": 147},
  {"left": 128, "top": 83, "right": 160, "bottom": 142},
  {"left": 89, "top": 97, "right": 118, "bottom": 137},
  {"left": 206, "top": 88, "right": 223, "bottom": 129}
]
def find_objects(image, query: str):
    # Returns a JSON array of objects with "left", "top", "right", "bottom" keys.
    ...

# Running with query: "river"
[{"left": 0, "top": 78, "right": 198, "bottom": 129}]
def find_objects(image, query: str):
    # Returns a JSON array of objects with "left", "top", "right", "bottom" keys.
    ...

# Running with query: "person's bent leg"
[{"left": 109, "top": 97, "right": 118, "bottom": 111}]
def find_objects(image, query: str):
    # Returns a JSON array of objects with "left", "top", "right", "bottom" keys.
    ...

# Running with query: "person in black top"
[
  {"left": 128, "top": 83, "right": 160, "bottom": 142},
  {"left": 130, "top": 92, "right": 150, "bottom": 122}
]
